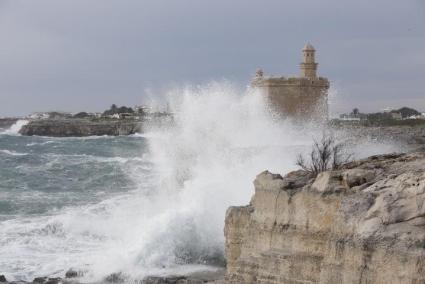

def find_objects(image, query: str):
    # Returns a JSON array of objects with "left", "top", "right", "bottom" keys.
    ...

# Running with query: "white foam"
[
  {"left": 0, "top": 149, "right": 28, "bottom": 156},
  {"left": 2, "top": 119, "right": 29, "bottom": 135},
  {"left": 26, "top": 141, "right": 55, "bottom": 146}
]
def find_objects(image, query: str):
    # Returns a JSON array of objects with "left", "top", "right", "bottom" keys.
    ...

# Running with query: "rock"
[
  {"left": 19, "top": 119, "right": 143, "bottom": 137},
  {"left": 31, "top": 277, "right": 62, "bottom": 284},
  {"left": 32, "top": 277, "right": 47, "bottom": 284},
  {"left": 142, "top": 275, "right": 188, "bottom": 284},
  {"left": 142, "top": 269, "right": 226, "bottom": 284},
  {"left": 0, "top": 275, "right": 7, "bottom": 283},
  {"left": 311, "top": 171, "right": 347, "bottom": 193},
  {"left": 253, "top": 170, "right": 285, "bottom": 191},
  {"left": 225, "top": 151, "right": 425, "bottom": 283},
  {"left": 44, "top": 278, "right": 61, "bottom": 284},
  {"left": 342, "top": 168, "right": 375, "bottom": 187},
  {"left": 104, "top": 272, "right": 127, "bottom": 283},
  {"left": 64, "top": 270, "right": 78, "bottom": 279}
]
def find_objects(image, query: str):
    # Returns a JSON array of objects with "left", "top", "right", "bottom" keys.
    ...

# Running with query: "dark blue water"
[{"left": 0, "top": 134, "right": 151, "bottom": 220}]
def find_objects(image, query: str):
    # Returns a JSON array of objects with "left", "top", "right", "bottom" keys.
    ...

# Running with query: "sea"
[{"left": 0, "top": 83, "right": 403, "bottom": 282}]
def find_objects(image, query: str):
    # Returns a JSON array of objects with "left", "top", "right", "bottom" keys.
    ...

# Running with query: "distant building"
[
  {"left": 119, "top": 113, "right": 135, "bottom": 119},
  {"left": 252, "top": 44, "right": 330, "bottom": 121},
  {"left": 134, "top": 105, "right": 152, "bottom": 114},
  {"left": 382, "top": 107, "right": 395, "bottom": 113},
  {"left": 390, "top": 112, "right": 402, "bottom": 120},
  {"left": 339, "top": 114, "right": 361, "bottom": 121},
  {"left": 109, "top": 114, "right": 120, "bottom": 119},
  {"left": 28, "top": 112, "right": 50, "bottom": 120}
]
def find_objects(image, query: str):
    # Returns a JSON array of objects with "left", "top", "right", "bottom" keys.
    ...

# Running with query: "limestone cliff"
[{"left": 225, "top": 152, "right": 425, "bottom": 283}]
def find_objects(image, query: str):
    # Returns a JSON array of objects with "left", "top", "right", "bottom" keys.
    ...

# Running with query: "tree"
[
  {"left": 73, "top": 112, "right": 91, "bottom": 118},
  {"left": 396, "top": 107, "right": 420, "bottom": 119},
  {"left": 352, "top": 108, "right": 359, "bottom": 117},
  {"left": 102, "top": 105, "right": 134, "bottom": 116}
]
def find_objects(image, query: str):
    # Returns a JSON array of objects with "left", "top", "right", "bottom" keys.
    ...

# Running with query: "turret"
[{"left": 300, "top": 43, "right": 318, "bottom": 78}]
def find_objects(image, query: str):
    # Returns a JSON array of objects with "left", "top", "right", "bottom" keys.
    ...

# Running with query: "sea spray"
[
  {"left": 3, "top": 119, "right": 29, "bottom": 135},
  {"left": 72, "top": 82, "right": 315, "bottom": 280},
  {"left": 126, "top": 83, "right": 315, "bottom": 272},
  {"left": 0, "top": 82, "right": 402, "bottom": 282}
]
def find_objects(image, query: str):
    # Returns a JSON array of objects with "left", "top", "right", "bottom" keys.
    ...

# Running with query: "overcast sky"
[{"left": 0, "top": 0, "right": 424, "bottom": 116}]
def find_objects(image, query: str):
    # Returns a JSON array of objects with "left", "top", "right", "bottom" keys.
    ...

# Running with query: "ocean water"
[{"left": 0, "top": 83, "right": 403, "bottom": 282}]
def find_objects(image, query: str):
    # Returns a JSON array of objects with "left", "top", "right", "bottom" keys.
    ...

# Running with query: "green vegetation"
[
  {"left": 337, "top": 106, "right": 425, "bottom": 127},
  {"left": 73, "top": 112, "right": 93, "bottom": 118},
  {"left": 102, "top": 104, "right": 135, "bottom": 116},
  {"left": 395, "top": 107, "right": 421, "bottom": 119}
]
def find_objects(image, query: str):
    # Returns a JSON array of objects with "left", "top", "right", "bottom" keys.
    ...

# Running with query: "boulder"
[{"left": 311, "top": 171, "right": 347, "bottom": 193}]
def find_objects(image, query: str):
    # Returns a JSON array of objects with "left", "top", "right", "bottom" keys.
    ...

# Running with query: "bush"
[
  {"left": 296, "top": 135, "right": 352, "bottom": 177},
  {"left": 73, "top": 112, "right": 91, "bottom": 118},
  {"left": 102, "top": 104, "right": 134, "bottom": 116}
]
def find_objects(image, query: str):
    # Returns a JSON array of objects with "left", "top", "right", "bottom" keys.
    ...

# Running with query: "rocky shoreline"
[
  {"left": 225, "top": 150, "right": 425, "bottom": 283},
  {"left": 18, "top": 119, "right": 143, "bottom": 137},
  {"left": 0, "top": 268, "right": 225, "bottom": 284}
]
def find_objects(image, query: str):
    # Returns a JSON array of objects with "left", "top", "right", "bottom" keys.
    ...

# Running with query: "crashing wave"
[{"left": 2, "top": 119, "right": 29, "bottom": 135}]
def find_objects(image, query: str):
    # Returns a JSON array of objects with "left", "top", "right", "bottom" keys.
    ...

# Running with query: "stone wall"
[
  {"left": 224, "top": 152, "right": 425, "bottom": 283},
  {"left": 252, "top": 77, "right": 329, "bottom": 121}
]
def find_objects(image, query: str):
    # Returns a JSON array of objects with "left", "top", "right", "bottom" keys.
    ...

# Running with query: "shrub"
[
  {"left": 296, "top": 135, "right": 352, "bottom": 177},
  {"left": 102, "top": 104, "right": 134, "bottom": 116},
  {"left": 73, "top": 112, "right": 91, "bottom": 118}
]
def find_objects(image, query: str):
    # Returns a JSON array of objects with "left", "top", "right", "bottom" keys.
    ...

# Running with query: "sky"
[{"left": 0, "top": 0, "right": 424, "bottom": 116}]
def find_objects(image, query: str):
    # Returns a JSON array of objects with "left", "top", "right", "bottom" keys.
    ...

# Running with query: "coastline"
[{"left": 18, "top": 119, "right": 143, "bottom": 137}]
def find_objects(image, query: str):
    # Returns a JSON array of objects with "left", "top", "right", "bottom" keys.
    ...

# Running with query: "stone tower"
[
  {"left": 251, "top": 44, "right": 329, "bottom": 121},
  {"left": 300, "top": 43, "right": 317, "bottom": 78}
]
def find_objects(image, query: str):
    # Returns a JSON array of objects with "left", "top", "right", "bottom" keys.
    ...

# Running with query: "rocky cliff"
[
  {"left": 225, "top": 151, "right": 425, "bottom": 283},
  {"left": 19, "top": 119, "right": 143, "bottom": 137}
]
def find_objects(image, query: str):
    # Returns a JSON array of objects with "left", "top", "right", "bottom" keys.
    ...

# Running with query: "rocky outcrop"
[
  {"left": 225, "top": 151, "right": 425, "bottom": 283},
  {"left": 0, "top": 268, "right": 225, "bottom": 284},
  {"left": 0, "top": 271, "right": 225, "bottom": 284},
  {"left": 19, "top": 119, "right": 143, "bottom": 137}
]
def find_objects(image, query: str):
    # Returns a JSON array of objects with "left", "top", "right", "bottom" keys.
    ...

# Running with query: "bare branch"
[{"left": 295, "top": 134, "right": 353, "bottom": 177}]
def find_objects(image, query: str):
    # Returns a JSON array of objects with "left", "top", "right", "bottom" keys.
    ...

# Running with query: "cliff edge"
[{"left": 225, "top": 151, "right": 425, "bottom": 283}]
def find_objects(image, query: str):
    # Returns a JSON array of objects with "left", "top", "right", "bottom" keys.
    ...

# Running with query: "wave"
[
  {"left": 26, "top": 141, "right": 55, "bottom": 146},
  {"left": 2, "top": 119, "right": 29, "bottom": 135},
  {"left": 0, "top": 149, "right": 28, "bottom": 156}
]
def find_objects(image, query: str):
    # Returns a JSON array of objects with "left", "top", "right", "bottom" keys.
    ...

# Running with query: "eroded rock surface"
[
  {"left": 225, "top": 151, "right": 425, "bottom": 283},
  {"left": 19, "top": 119, "right": 142, "bottom": 137}
]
